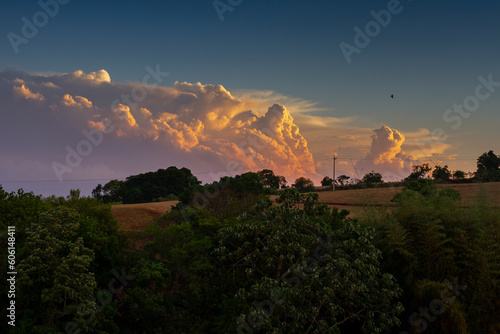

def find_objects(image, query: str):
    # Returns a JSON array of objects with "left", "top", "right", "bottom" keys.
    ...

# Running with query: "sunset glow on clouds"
[
  {"left": 13, "top": 84, "right": 44, "bottom": 101},
  {"left": 0, "top": 69, "right": 454, "bottom": 195},
  {"left": 354, "top": 126, "right": 418, "bottom": 181},
  {"left": 1, "top": 1, "right": 499, "bottom": 197}
]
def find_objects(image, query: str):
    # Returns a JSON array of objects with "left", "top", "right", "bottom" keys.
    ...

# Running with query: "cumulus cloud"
[
  {"left": 13, "top": 84, "right": 45, "bottom": 101},
  {"left": 63, "top": 69, "right": 111, "bottom": 83},
  {"left": 61, "top": 94, "right": 93, "bottom": 109},
  {"left": 354, "top": 126, "right": 419, "bottom": 181},
  {"left": 1, "top": 69, "right": 458, "bottom": 196},
  {"left": 0, "top": 69, "right": 319, "bottom": 195}
]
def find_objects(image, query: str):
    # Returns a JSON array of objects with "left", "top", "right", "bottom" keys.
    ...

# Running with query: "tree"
[
  {"left": 257, "top": 169, "right": 286, "bottom": 189},
  {"left": 122, "top": 167, "right": 201, "bottom": 204},
  {"left": 91, "top": 184, "right": 103, "bottom": 201},
  {"left": 92, "top": 179, "right": 125, "bottom": 203},
  {"left": 379, "top": 184, "right": 500, "bottom": 333},
  {"left": 452, "top": 170, "right": 466, "bottom": 180},
  {"left": 17, "top": 207, "right": 96, "bottom": 332},
  {"left": 292, "top": 177, "right": 315, "bottom": 192},
  {"left": 320, "top": 176, "right": 334, "bottom": 187},
  {"left": 362, "top": 171, "right": 383, "bottom": 184},
  {"left": 476, "top": 150, "right": 500, "bottom": 181},
  {"left": 94, "top": 167, "right": 202, "bottom": 204},
  {"left": 337, "top": 174, "right": 350, "bottom": 185},
  {"left": 405, "top": 163, "right": 432, "bottom": 181},
  {"left": 215, "top": 189, "right": 403, "bottom": 333},
  {"left": 432, "top": 165, "right": 451, "bottom": 182},
  {"left": 67, "top": 188, "right": 81, "bottom": 201}
]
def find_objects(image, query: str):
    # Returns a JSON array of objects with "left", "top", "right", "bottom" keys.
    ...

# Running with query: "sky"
[{"left": 1, "top": 0, "right": 499, "bottom": 197}]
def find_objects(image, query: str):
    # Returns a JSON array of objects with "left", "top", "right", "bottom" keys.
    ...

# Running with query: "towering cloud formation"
[
  {"left": 0, "top": 69, "right": 317, "bottom": 194},
  {"left": 354, "top": 126, "right": 418, "bottom": 181}
]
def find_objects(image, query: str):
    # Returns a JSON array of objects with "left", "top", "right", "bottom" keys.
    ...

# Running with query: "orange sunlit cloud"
[
  {"left": 1, "top": 69, "right": 459, "bottom": 187},
  {"left": 13, "top": 84, "right": 45, "bottom": 101},
  {"left": 61, "top": 94, "right": 93, "bottom": 109},
  {"left": 1, "top": 70, "right": 321, "bottom": 185}
]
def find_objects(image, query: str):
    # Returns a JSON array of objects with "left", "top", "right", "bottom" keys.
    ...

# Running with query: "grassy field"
[
  {"left": 112, "top": 201, "right": 178, "bottom": 232},
  {"left": 112, "top": 182, "right": 500, "bottom": 231},
  {"left": 314, "top": 182, "right": 500, "bottom": 217}
]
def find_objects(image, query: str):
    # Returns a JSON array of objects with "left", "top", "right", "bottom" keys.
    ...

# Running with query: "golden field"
[
  {"left": 112, "top": 201, "right": 179, "bottom": 232},
  {"left": 112, "top": 183, "right": 500, "bottom": 231}
]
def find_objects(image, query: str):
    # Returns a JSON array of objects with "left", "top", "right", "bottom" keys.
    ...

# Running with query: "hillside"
[
  {"left": 112, "top": 200, "right": 178, "bottom": 232},
  {"left": 112, "top": 182, "right": 500, "bottom": 231}
]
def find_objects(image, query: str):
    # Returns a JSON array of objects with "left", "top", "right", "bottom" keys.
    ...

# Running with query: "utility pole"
[{"left": 333, "top": 156, "right": 337, "bottom": 191}]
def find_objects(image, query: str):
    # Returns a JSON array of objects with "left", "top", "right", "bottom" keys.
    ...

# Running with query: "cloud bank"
[
  {"left": 0, "top": 69, "right": 318, "bottom": 195},
  {"left": 0, "top": 69, "right": 453, "bottom": 195}
]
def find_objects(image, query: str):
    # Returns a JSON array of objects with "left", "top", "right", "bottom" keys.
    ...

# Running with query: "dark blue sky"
[
  {"left": 2, "top": 1, "right": 499, "bottom": 111},
  {"left": 1, "top": 0, "right": 500, "bottom": 195}
]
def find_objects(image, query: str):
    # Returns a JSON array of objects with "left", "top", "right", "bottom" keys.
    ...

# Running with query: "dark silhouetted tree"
[
  {"left": 292, "top": 177, "right": 315, "bottom": 192},
  {"left": 476, "top": 150, "right": 500, "bottom": 181},
  {"left": 320, "top": 176, "right": 334, "bottom": 187},
  {"left": 362, "top": 171, "right": 383, "bottom": 184},
  {"left": 432, "top": 165, "right": 451, "bottom": 182},
  {"left": 405, "top": 163, "right": 432, "bottom": 182},
  {"left": 452, "top": 170, "right": 466, "bottom": 180},
  {"left": 257, "top": 169, "right": 286, "bottom": 188},
  {"left": 337, "top": 174, "right": 351, "bottom": 185}
]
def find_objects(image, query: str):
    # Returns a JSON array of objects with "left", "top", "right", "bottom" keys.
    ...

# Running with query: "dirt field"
[
  {"left": 112, "top": 201, "right": 178, "bottom": 232},
  {"left": 112, "top": 183, "right": 500, "bottom": 231}
]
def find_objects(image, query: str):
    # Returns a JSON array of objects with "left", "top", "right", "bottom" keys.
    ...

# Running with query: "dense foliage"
[
  {"left": 1, "top": 156, "right": 500, "bottom": 333},
  {"left": 92, "top": 166, "right": 201, "bottom": 204},
  {"left": 363, "top": 182, "right": 500, "bottom": 333}
]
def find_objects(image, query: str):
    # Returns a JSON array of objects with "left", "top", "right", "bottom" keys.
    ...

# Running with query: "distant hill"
[{"left": 112, "top": 182, "right": 500, "bottom": 231}]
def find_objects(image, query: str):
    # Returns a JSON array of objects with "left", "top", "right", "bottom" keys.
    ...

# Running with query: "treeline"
[
  {"left": 319, "top": 150, "right": 500, "bottom": 190},
  {"left": 91, "top": 166, "right": 201, "bottom": 204},
  {"left": 1, "top": 150, "right": 499, "bottom": 333},
  {"left": 92, "top": 168, "right": 288, "bottom": 204},
  {"left": 2, "top": 172, "right": 500, "bottom": 332},
  {"left": 90, "top": 150, "right": 500, "bottom": 203}
]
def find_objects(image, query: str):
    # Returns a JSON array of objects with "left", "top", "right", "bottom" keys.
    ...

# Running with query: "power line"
[{"left": 0, "top": 156, "right": 481, "bottom": 184}]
